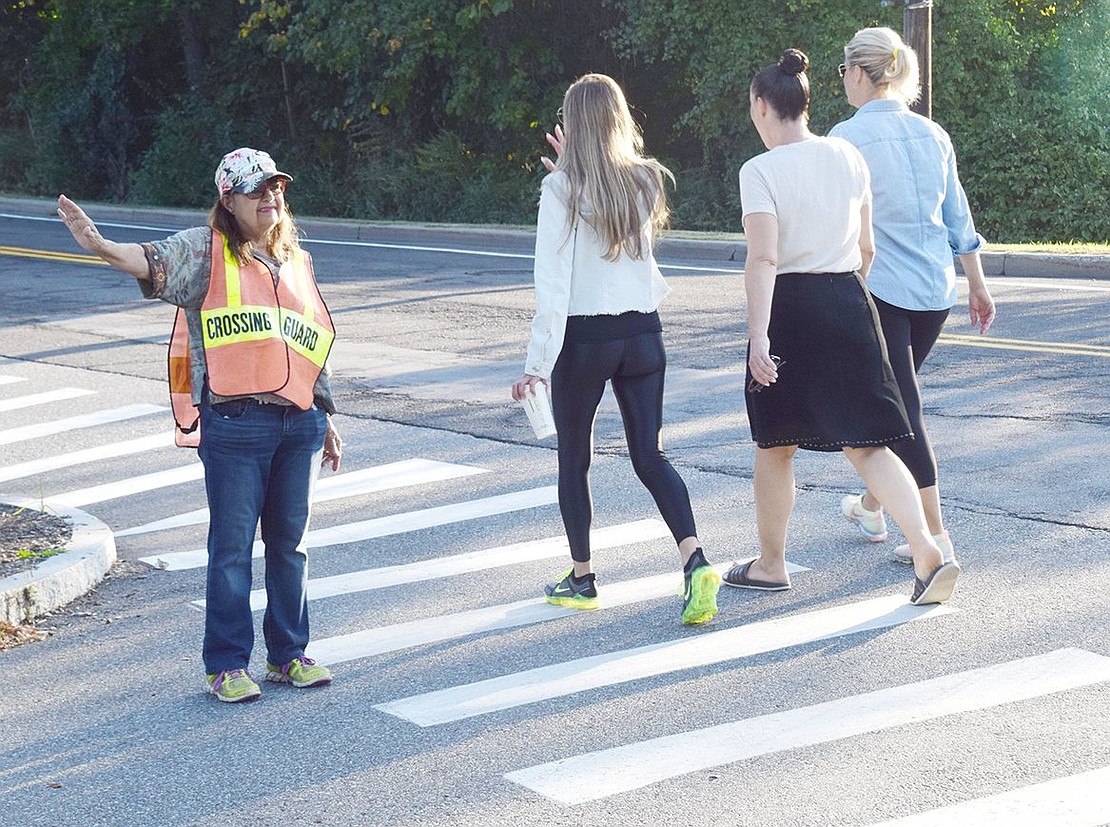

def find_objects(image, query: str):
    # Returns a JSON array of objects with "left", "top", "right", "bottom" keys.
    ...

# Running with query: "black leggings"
[
  {"left": 551, "top": 322, "right": 697, "bottom": 563},
  {"left": 872, "top": 296, "right": 950, "bottom": 489}
]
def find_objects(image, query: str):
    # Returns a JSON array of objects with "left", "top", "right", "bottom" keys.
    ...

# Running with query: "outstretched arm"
[{"left": 57, "top": 195, "right": 150, "bottom": 281}]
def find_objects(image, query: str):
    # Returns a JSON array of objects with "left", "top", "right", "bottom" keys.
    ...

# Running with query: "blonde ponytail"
[{"left": 844, "top": 27, "right": 921, "bottom": 104}]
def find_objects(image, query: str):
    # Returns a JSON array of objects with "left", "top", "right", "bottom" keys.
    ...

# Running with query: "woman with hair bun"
[
  {"left": 831, "top": 27, "right": 995, "bottom": 565},
  {"left": 727, "top": 49, "right": 958, "bottom": 606}
]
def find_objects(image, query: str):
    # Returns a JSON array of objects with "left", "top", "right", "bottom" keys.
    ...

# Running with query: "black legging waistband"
[{"left": 564, "top": 310, "right": 662, "bottom": 344}]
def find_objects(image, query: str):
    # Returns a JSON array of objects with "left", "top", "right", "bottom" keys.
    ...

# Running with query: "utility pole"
[{"left": 883, "top": 0, "right": 933, "bottom": 118}]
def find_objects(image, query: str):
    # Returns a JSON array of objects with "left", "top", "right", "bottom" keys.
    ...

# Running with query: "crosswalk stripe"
[
  {"left": 0, "top": 403, "right": 167, "bottom": 446},
  {"left": 866, "top": 765, "right": 1110, "bottom": 826},
  {"left": 52, "top": 463, "right": 204, "bottom": 507},
  {"left": 203, "top": 519, "right": 671, "bottom": 610},
  {"left": 0, "top": 432, "right": 175, "bottom": 484},
  {"left": 0, "top": 387, "right": 96, "bottom": 413},
  {"left": 119, "top": 458, "right": 487, "bottom": 537},
  {"left": 503, "top": 647, "right": 1110, "bottom": 805},
  {"left": 143, "top": 485, "right": 560, "bottom": 570},
  {"left": 376, "top": 593, "right": 942, "bottom": 726},
  {"left": 0, "top": 375, "right": 28, "bottom": 386},
  {"left": 306, "top": 561, "right": 811, "bottom": 665}
]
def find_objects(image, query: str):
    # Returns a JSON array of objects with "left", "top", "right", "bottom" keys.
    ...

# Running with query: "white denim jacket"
[{"left": 524, "top": 171, "right": 671, "bottom": 378}]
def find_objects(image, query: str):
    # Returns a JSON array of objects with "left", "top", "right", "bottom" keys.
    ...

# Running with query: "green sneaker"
[
  {"left": 544, "top": 569, "right": 599, "bottom": 610},
  {"left": 265, "top": 656, "right": 333, "bottom": 688},
  {"left": 206, "top": 669, "right": 261, "bottom": 703},
  {"left": 682, "top": 564, "right": 721, "bottom": 625}
]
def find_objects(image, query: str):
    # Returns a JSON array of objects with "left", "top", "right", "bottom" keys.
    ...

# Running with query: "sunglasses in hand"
[{"left": 748, "top": 355, "right": 785, "bottom": 393}]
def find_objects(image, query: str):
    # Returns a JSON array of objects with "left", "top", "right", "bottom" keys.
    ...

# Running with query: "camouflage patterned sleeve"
[{"left": 137, "top": 226, "right": 212, "bottom": 309}]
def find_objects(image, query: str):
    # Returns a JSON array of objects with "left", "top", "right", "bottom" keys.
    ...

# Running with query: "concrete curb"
[
  {"left": 3, "top": 195, "right": 1109, "bottom": 280},
  {"left": 0, "top": 499, "right": 116, "bottom": 626}
]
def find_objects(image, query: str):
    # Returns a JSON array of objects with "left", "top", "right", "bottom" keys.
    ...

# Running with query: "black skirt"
[{"left": 745, "top": 272, "right": 913, "bottom": 452}]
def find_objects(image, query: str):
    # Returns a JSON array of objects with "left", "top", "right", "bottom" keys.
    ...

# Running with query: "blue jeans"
[{"left": 198, "top": 399, "right": 326, "bottom": 674}]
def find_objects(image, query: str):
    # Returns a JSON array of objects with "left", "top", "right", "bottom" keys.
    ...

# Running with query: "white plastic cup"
[{"left": 521, "top": 385, "right": 557, "bottom": 439}]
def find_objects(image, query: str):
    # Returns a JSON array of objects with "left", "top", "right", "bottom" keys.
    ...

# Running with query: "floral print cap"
[{"left": 214, "top": 147, "right": 292, "bottom": 196}]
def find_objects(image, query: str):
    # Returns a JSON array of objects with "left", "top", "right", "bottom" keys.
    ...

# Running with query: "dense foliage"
[{"left": 1, "top": 0, "right": 1106, "bottom": 242}]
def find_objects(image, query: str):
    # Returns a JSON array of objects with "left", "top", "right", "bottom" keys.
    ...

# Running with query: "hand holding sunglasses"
[{"left": 748, "top": 354, "right": 784, "bottom": 393}]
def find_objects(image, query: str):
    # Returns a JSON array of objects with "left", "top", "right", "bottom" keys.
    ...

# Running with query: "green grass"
[
  {"left": 15, "top": 547, "right": 66, "bottom": 561},
  {"left": 984, "top": 242, "right": 1110, "bottom": 255}
]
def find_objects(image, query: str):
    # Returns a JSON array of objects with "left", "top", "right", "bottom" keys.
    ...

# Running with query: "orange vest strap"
[{"left": 169, "top": 308, "right": 200, "bottom": 449}]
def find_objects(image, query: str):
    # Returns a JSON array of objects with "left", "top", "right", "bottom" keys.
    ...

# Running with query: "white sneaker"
[
  {"left": 840, "top": 494, "right": 888, "bottom": 542},
  {"left": 893, "top": 531, "right": 956, "bottom": 565}
]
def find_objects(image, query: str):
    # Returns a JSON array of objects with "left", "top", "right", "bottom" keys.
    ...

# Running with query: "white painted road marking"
[
  {"left": 503, "top": 647, "right": 1110, "bottom": 805},
  {"left": 120, "top": 458, "right": 487, "bottom": 537},
  {"left": 0, "top": 375, "right": 28, "bottom": 386},
  {"left": 218, "top": 519, "right": 670, "bottom": 611},
  {"left": 53, "top": 463, "right": 204, "bottom": 507},
  {"left": 0, "top": 387, "right": 95, "bottom": 413},
  {"left": 0, "top": 403, "right": 167, "bottom": 446},
  {"left": 306, "top": 561, "right": 811, "bottom": 665},
  {"left": 143, "top": 485, "right": 560, "bottom": 570},
  {"left": 867, "top": 765, "right": 1110, "bottom": 826},
  {"left": 0, "top": 432, "right": 174, "bottom": 484},
  {"left": 376, "top": 593, "right": 940, "bottom": 726}
]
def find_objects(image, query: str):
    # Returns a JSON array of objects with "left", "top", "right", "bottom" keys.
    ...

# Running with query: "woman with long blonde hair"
[{"left": 512, "top": 74, "right": 720, "bottom": 625}]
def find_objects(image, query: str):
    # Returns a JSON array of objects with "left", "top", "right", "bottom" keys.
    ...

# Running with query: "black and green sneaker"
[
  {"left": 681, "top": 549, "right": 721, "bottom": 625},
  {"left": 544, "top": 569, "right": 599, "bottom": 610}
]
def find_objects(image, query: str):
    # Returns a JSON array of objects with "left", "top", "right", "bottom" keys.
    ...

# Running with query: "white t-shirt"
[{"left": 739, "top": 136, "right": 871, "bottom": 274}]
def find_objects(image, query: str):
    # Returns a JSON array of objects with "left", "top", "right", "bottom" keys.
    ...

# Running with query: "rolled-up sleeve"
[
  {"left": 940, "top": 140, "right": 985, "bottom": 255},
  {"left": 524, "top": 176, "right": 575, "bottom": 378},
  {"left": 137, "top": 226, "right": 212, "bottom": 309}
]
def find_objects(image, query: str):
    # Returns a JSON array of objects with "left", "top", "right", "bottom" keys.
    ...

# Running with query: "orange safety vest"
[{"left": 168, "top": 230, "right": 335, "bottom": 447}]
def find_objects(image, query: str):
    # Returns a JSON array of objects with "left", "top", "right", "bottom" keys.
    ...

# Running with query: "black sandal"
[{"left": 911, "top": 561, "right": 961, "bottom": 605}]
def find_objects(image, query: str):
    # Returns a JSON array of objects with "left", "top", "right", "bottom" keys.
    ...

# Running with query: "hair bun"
[{"left": 779, "top": 48, "right": 809, "bottom": 76}]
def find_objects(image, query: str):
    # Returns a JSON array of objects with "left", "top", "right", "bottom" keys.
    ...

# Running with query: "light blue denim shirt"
[{"left": 829, "top": 99, "right": 984, "bottom": 310}]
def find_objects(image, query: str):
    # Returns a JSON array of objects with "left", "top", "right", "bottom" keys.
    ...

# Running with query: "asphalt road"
[{"left": 0, "top": 199, "right": 1108, "bottom": 827}]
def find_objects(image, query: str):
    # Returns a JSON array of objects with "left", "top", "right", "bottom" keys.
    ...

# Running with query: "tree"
[
  {"left": 1, "top": 0, "right": 1104, "bottom": 240},
  {"left": 608, "top": 0, "right": 1108, "bottom": 240}
]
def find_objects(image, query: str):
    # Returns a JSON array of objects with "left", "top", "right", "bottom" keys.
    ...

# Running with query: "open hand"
[
  {"left": 540, "top": 124, "right": 564, "bottom": 173},
  {"left": 57, "top": 195, "right": 108, "bottom": 256}
]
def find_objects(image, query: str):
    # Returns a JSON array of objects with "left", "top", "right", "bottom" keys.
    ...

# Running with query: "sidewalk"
[{"left": 0, "top": 499, "right": 115, "bottom": 626}]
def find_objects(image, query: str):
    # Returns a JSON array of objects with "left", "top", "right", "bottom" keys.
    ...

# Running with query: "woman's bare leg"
[
  {"left": 843, "top": 446, "right": 943, "bottom": 581},
  {"left": 749, "top": 445, "right": 797, "bottom": 583}
]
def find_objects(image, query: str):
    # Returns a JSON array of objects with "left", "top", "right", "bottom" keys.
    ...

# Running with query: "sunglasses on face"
[
  {"left": 748, "top": 355, "right": 785, "bottom": 393},
  {"left": 242, "top": 178, "right": 287, "bottom": 200}
]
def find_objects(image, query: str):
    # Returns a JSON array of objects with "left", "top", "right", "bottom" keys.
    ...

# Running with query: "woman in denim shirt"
[{"left": 831, "top": 27, "right": 996, "bottom": 566}]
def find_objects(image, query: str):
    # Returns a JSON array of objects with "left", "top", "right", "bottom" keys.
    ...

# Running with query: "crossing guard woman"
[{"left": 58, "top": 148, "right": 342, "bottom": 703}]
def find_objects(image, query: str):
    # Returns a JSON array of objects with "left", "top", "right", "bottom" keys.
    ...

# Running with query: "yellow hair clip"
[{"left": 891, "top": 47, "right": 900, "bottom": 62}]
